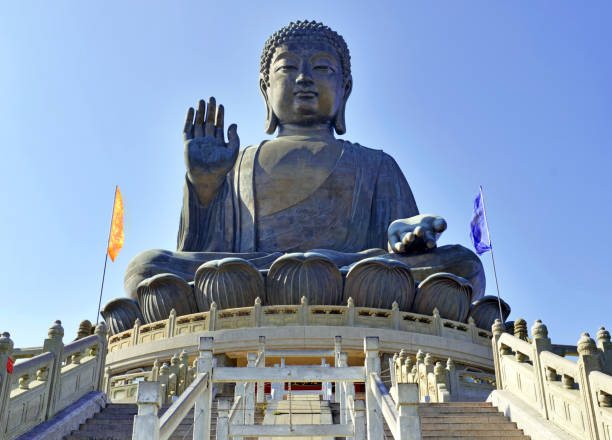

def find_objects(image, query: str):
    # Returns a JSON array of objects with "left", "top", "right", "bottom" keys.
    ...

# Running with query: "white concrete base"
[
  {"left": 487, "top": 390, "right": 577, "bottom": 440},
  {"left": 17, "top": 391, "right": 108, "bottom": 440}
]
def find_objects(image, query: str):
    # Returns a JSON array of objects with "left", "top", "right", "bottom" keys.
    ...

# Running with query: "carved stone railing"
[
  {"left": 491, "top": 318, "right": 612, "bottom": 440},
  {"left": 390, "top": 348, "right": 495, "bottom": 403},
  {"left": 0, "top": 321, "right": 108, "bottom": 440},
  {"left": 132, "top": 335, "right": 420, "bottom": 440},
  {"left": 107, "top": 297, "right": 493, "bottom": 354}
]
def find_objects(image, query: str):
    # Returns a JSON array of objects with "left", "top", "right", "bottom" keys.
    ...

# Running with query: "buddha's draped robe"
[
  {"left": 125, "top": 140, "right": 486, "bottom": 301},
  {"left": 177, "top": 141, "right": 418, "bottom": 253}
]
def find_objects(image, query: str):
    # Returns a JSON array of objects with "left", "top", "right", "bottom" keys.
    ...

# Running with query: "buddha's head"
[{"left": 260, "top": 20, "right": 353, "bottom": 135}]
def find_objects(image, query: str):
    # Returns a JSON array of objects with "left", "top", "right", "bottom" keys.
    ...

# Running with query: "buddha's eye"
[
  {"left": 276, "top": 65, "right": 297, "bottom": 73},
  {"left": 314, "top": 65, "right": 335, "bottom": 73}
]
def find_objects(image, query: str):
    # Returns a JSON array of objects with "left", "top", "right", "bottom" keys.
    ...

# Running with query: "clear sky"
[{"left": 1, "top": 1, "right": 610, "bottom": 348}]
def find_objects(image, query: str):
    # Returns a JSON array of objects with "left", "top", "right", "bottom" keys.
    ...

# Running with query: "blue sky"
[{"left": 1, "top": 1, "right": 610, "bottom": 348}]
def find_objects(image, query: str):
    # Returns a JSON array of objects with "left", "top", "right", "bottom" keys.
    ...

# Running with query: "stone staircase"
[
  {"left": 64, "top": 399, "right": 527, "bottom": 439},
  {"left": 419, "top": 402, "right": 530, "bottom": 439},
  {"left": 63, "top": 398, "right": 267, "bottom": 440}
]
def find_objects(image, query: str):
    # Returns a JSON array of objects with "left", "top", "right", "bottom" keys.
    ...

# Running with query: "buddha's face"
[{"left": 266, "top": 41, "right": 347, "bottom": 127}]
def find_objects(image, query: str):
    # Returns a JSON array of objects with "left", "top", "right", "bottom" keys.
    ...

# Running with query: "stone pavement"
[{"left": 262, "top": 394, "right": 333, "bottom": 440}]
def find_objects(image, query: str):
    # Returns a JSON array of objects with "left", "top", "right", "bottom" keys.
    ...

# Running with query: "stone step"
[
  {"left": 422, "top": 422, "right": 519, "bottom": 430},
  {"left": 422, "top": 431, "right": 528, "bottom": 438},
  {"left": 419, "top": 406, "right": 502, "bottom": 414},
  {"left": 423, "top": 437, "right": 530, "bottom": 440}
]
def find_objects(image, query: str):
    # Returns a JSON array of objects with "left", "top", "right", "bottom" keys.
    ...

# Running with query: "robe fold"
[{"left": 176, "top": 140, "right": 419, "bottom": 254}]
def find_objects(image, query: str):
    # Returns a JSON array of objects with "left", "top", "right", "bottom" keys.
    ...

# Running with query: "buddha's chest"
[{"left": 254, "top": 139, "right": 343, "bottom": 217}]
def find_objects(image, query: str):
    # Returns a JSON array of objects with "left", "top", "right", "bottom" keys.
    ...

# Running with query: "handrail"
[
  {"left": 159, "top": 372, "right": 209, "bottom": 440},
  {"left": 12, "top": 347, "right": 43, "bottom": 359},
  {"left": 370, "top": 372, "right": 398, "bottom": 436},
  {"left": 62, "top": 334, "right": 100, "bottom": 357},
  {"left": 11, "top": 352, "right": 54, "bottom": 377},
  {"left": 499, "top": 332, "right": 532, "bottom": 357},
  {"left": 228, "top": 395, "right": 243, "bottom": 424},
  {"left": 540, "top": 351, "right": 579, "bottom": 378},
  {"left": 590, "top": 370, "right": 612, "bottom": 395}
]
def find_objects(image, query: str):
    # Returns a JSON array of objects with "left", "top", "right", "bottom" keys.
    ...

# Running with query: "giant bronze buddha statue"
[{"left": 102, "top": 21, "right": 510, "bottom": 334}]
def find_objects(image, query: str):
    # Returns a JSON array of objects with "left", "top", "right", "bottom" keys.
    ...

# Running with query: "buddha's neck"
[{"left": 276, "top": 123, "right": 335, "bottom": 140}]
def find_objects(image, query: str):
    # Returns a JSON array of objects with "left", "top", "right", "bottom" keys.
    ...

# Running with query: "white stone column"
[
  {"left": 364, "top": 336, "right": 383, "bottom": 440},
  {"left": 132, "top": 381, "right": 161, "bottom": 440},
  {"left": 194, "top": 336, "right": 214, "bottom": 440}
]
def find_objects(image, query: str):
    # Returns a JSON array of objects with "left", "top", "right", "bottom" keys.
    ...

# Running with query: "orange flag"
[{"left": 108, "top": 187, "right": 124, "bottom": 262}]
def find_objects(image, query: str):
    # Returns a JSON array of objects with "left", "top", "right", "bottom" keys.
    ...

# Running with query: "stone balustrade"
[
  {"left": 0, "top": 321, "right": 108, "bottom": 440},
  {"left": 490, "top": 318, "right": 612, "bottom": 440},
  {"left": 107, "top": 297, "right": 493, "bottom": 354},
  {"left": 390, "top": 348, "right": 495, "bottom": 403}
]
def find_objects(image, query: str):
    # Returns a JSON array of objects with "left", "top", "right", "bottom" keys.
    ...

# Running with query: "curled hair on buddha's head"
[{"left": 259, "top": 20, "right": 353, "bottom": 135}]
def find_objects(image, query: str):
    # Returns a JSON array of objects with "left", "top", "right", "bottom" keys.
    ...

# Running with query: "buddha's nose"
[{"left": 296, "top": 68, "right": 314, "bottom": 85}]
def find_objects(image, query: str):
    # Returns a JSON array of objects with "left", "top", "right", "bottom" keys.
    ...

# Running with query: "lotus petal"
[
  {"left": 344, "top": 257, "right": 415, "bottom": 310},
  {"left": 412, "top": 272, "right": 472, "bottom": 322},
  {"left": 266, "top": 252, "right": 343, "bottom": 305},
  {"left": 194, "top": 258, "right": 264, "bottom": 310},
  {"left": 468, "top": 295, "right": 511, "bottom": 330},
  {"left": 136, "top": 273, "right": 197, "bottom": 322},
  {"left": 100, "top": 297, "right": 145, "bottom": 334}
]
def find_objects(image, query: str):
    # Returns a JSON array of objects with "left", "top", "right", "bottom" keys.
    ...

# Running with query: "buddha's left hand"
[{"left": 387, "top": 214, "right": 447, "bottom": 254}]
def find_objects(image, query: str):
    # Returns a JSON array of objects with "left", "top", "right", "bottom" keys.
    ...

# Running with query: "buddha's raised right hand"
[{"left": 183, "top": 97, "right": 240, "bottom": 205}]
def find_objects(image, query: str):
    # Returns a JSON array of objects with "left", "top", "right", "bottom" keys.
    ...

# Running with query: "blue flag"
[{"left": 470, "top": 190, "right": 492, "bottom": 255}]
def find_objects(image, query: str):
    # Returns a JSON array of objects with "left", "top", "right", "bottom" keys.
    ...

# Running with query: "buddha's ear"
[
  {"left": 334, "top": 76, "right": 352, "bottom": 135},
  {"left": 260, "top": 77, "right": 278, "bottom": 135}
]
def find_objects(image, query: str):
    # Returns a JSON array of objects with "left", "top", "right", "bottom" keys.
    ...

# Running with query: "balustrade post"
[
  {"left": 245, "top": 352, "right": 256, "bottom": 425},
  {"left": 299, "top": 296, "right": 309, "bottom": 325},
  {"left": 347, "top": 297, "right": 355, "bottom": 326},
  {"left": 0, "top": 332, "right": 15, "bottom": 435},
  {"left": 434, "top": 361, "right": 450, "bottom": 402},
  {"left": 530, "top": 320, "right": 552, "bottom": 418},
  {"left": 577, "top": 332, "right": 603, "bottom": 440},
  {"left": 491, "top": 319, "right": 506, "bottom": 390},
  {"left": 208, "top": 302, "right": 218, "bottom": 331},
  {"left": 253, "top": 297, "right": 262, "bottom": 327},
  {"left": 396, "top": 383, "right": 421, "bottom": 440},
  {"left": 194, "top": 336, "right": 214, "bottom": 440},
  {"left": 339, "top": 352, "right": 348, "bottom": 424},
  {"left": 596, "top": 327, "right": 612, "bottom": 375},
  {"left": 257, "top": 336, "right": 266, "bottom": 403},
  {"left": 94, "top": 322, "right": 108, "bottom": 391},
  {"left": 43, "top": 320, "right": 65, "bottom": 419},
  {"left": 167, "top": 309, "right": 177, "bottom": 338},
  {"left": 216, "top": 399, "right": 230, "bottom": 440},
  {"left": 132, "top": 318, "right": 141, "bottom": 345},
  {"left": 104, "top": 367, "right": 112, "bottom": 396},
  {"left": 353, "top": 399, "right": 366, "bottom": 440},
  {"left": 468, "top": 316, "right": 478, "bottom": 343},
  {"left": 446, "top": 358, "right": 459, "bottom": 401},
  {"left": 334, "top": 336, "right": 342, "bottom": 403},
  {"left": 415, "top": 350, "right": 425, "bottom": 401},
  {"left": 364, "top": 336, "right": 383, "bottom": 440},
  {"left": 431, "top": 308, "right": 443, "bottom": 336},
  {"left": 132, "top": 381, "right": 161, "bottom": 440},
  {"left": 158, "top": 363, "right": 170, "bottom": 405},
  {"left": 392, "top": 301, "right": 400, "bottom": 330}
]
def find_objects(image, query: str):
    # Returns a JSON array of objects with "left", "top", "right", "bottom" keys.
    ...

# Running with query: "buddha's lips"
[{"left": 294, "top": 91, "right": 317, "bottom": 98}]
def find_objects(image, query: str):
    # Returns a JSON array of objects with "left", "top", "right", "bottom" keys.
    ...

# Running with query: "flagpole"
[
  {"left": 96, "top": 185, "right": 118, "bottom": 325},
  {"left": 479, "top": 185, "right": 504, "bottom": 322}
]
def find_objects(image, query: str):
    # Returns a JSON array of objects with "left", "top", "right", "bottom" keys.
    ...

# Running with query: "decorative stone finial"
[
  {"left": 179, "top": 350, "right": 187, "bottom": 361},
  {"left": 597, "top": 327, "right": 611, "bottom": 344},
  {"left": 399, "top": 349, "right": 407, "bottom": 363},
  {"left": 514, "top": 318, "right": 527, "bottom": 341},
  {"left": 160, "top": 362, "right": 170, "bottom": 375},
  {"left": 446, "top": 358, "right": 455, "bottom": 369},
  {"left": 171, "top": 353, "right": 179, "bottom": 365},
  {"left": 434, "top": 361, "right": 445, "bottom": 377},
  {"left": 432, "top": 308, "right": 440, "bottom": 318},
  {"left": 392, "top": 301, "right": 399, "bottom": 311},
  {"left": 416, "top": 350, "right": 424, "bottom": 362},
  {"left": 578, "top": 332, "right": 597, "bottom": 356},
  {"left": 531, "top": 319, "right": 548, "bottom": 340},
  {"left": 301, "top": 295, "right": 308, "bottom": 306},
  {"left": 405, "top": 357, "right": 413, "bottom": 370},
  {"left": 0, "top": 332, "right": 14, "bottom": 354},
  {"left": 77, "top": 320, "right": 93, "bottom": 339},
  {"left": 255, "top": 297, "right": 261, "bottom": 305},
  {"left": 492, "top": 319, "right": 505, "bottom": 337},
  {"left": 424, "top": 353, "right": 433, "bottom": 366},
  {"left": 169, "top": 308, "right": 176, "bottom": 318},
  {"left": 94, "top": 322, "right": 108, "bottom": 337},
  {"left": 468, "top": 316, "right": 476, "bottom": 326},
  {"left": 347, "top": 297, "right": 354, "bottom": 307},
  {"left": 48, "top": 320, "right": 64, "bottom": 339}
]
